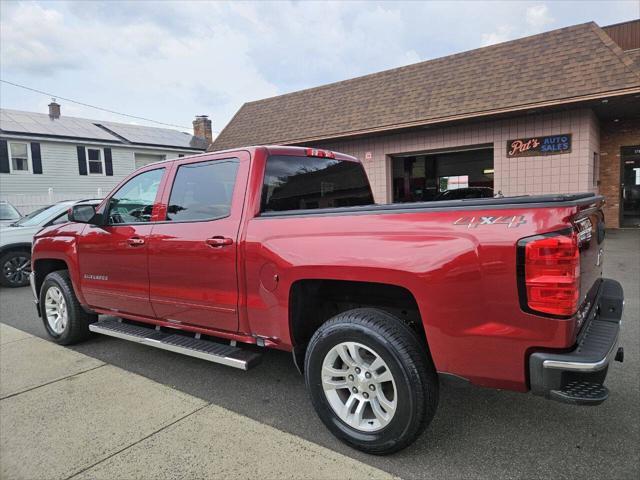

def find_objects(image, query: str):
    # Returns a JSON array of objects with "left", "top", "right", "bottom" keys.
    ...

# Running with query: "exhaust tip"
[{"left": 615, "top": 347, "right": 624, "bottom": 363}]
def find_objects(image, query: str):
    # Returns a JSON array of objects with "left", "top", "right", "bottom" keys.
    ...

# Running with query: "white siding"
[
  {"left": 0, "top": 139, "right": 197, "bottom": 213},
  {"left": 134, "top": 153, "right": 167, "bottom": 169}
]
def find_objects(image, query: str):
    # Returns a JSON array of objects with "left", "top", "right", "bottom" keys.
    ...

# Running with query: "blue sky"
[{"left": 1, "top": 1, "right": 638, "bottom": 136}]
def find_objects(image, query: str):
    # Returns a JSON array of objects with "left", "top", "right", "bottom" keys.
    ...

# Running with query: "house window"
[
  {"left": 86, "top": 147, "right": 104, "bottom": 175},
  {"left": 9, "top": 142, "right": 30, "bottom": 173}
]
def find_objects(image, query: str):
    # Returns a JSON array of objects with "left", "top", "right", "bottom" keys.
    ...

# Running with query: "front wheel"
[
  {"left": 304, "top": 308, "right": 438, "bottom": 455},
  {"left": 40, "top": 270, "right": 97, "bottom": 345}
]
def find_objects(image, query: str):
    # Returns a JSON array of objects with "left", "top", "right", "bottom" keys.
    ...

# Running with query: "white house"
[{"left": 0, "top": 102, "right": 212, "bottom": 213}]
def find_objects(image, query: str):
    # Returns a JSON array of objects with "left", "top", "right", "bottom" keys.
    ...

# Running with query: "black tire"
[
  {"left": 40, "top": 270, "right": 97, "bottom": 345},
  {"left": 0, "top": 250, "right": 31, "bottom": 288},
  {"left": 304, "top": 308, "right": 438, "bottom": 455}
]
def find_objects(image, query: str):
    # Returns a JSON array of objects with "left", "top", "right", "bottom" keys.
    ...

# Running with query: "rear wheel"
[
  {"left": 0, "top": 251, "right": 31, "bottom": 287},
  {"left": 305, "top": 308, "right": 438, "bottom": 455},
  {"left": 40, "top": 270, "right": 97, "bottom": 345}
]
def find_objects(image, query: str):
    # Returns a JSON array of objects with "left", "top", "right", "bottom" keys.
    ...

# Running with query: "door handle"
[
  {"left": 128, "top": 237, "right": 145, "bottom": 247},
  {"left": 206, "top": 236, "right": 233, "bottom": 248}
]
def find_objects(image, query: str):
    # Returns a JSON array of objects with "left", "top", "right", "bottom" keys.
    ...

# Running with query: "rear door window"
[
  {"left": 166, "top": 159, "right": 239, "bottom": 222},
  {"left": 261, "top": 155, "right": 374, "bottom": 212}
]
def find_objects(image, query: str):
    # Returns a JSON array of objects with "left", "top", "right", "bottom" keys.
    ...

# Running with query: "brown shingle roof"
[
  {"left": 627, "top": 49, "right": 640, "bottom": 67},
  {"left": 212, "top": 22, "right": 640, "bottom": 150}
]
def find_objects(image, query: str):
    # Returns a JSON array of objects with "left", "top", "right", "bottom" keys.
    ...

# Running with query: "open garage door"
[{"left": 392, "top": 148, "right": 494, "bottom": 202}]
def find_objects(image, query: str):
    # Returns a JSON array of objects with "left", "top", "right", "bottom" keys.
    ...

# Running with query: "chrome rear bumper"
[{"left": 528, "top": 278, "right": 624, "bottom": 405}]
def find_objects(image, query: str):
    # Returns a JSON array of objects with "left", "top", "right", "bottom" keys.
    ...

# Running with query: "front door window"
[{"left": 106, "top": 168, "right": 164, "bottom": 224}]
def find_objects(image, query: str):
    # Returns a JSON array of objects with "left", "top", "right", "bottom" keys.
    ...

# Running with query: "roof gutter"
[
  {"left": 274, "top": 86, "right": 640, "bottom": 146},
  {"left": 0, "top": 132, "right": 204, "bottom": 153}
]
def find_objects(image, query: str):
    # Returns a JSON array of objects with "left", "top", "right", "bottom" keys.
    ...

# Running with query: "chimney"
[
  {"left": 48, "top": 99, "right": 61, "bottom": 119},
  {"left": 193, "top": 115, "right": 212, "bottom": 145}
]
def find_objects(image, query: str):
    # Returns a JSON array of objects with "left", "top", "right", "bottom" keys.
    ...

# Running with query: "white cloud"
[
  {"left": 0, "top": 3, "right": 84, "bottom": 74},
  {"left": 0, "top": 1, "right": 280, "bottom": 131},
  {"left": 0, "top": 1, "right": 427, "bottom": 130},
  {"left": 526, "top": 4, "right": 554, "bottom": 31},
  {"left": 480, "top": 3, "right": 555, "bottom": 47},
  {"left": 231, "top": 2, "right": 423, "bottom": 91},
  {"left": 0, "top": 0, "right": 637, "bottom": 133},
  {"left": 481, "top": 26, "right": 514, "bottom": 47}
]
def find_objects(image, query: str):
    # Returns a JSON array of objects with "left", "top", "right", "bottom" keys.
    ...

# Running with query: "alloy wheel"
[
  {"left": 321, "top": 341, "right": 397, "bottom": 432},
  {"left": 45, "top": 286, "right": 68, "bottom": 334},
  {"left": 2, "top": 255, "right": 30, "bottom": 286}
]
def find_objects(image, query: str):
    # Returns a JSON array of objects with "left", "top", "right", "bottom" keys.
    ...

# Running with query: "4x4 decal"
[{"left": 453, "top": 215, "right": 526, "bottom": 228}]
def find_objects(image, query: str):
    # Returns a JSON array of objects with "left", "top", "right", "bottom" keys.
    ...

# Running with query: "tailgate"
[{"left": 572, "top": 198, "right": 606, "bottom": 330}]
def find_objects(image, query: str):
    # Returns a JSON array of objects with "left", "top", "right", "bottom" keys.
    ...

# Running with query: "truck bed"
[{"left": 260, "top": 193, "right": 601, "bottom": 217}]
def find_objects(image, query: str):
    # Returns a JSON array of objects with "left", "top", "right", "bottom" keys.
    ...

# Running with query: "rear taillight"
[{"left": 519, "top": 231, "right": 580, "bottom": 317}]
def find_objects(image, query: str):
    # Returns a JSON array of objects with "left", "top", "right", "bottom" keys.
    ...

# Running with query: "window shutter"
[
  {"left": 77, "top": 146, "right": 87, "bottom": 175},
  {"left": 104, "top": 148, "right": 113, "bottom": 176},
  {"left": 0, "top": 140, "right": 9, "bottom": 173},
  {"left": 31, "top": 143, "right": 43, "bottom": 174}
]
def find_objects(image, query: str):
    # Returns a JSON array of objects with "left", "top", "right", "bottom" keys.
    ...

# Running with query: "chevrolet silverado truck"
[{"left": 30, "top": 146, "right": 624, "bottom": 454}]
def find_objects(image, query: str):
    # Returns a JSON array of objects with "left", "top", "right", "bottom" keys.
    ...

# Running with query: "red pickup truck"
[{"left": 30, "top": 146, "right": 624, "bottom": 454}]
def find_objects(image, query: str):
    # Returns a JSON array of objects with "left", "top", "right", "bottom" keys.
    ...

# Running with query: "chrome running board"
[{"left": 89, "top": 318, "right": 261, "bottom": 370}]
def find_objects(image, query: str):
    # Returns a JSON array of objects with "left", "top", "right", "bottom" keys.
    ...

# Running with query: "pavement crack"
[
  {"left": 0, "top": 336, "right": 35, "bottom": 347},
  {"left": 0, "top": 364, "right": 107, "bottom": 401},
  {"left": 65, "top": 403, "right": 211, "bottom": 480}
]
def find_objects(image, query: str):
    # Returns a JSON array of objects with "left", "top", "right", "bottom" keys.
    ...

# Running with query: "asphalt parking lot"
[{"left": 1, "top": 229, "right": 638, "bottom": 480}]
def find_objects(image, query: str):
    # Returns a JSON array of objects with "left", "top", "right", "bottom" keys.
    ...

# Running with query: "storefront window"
[
  {"left": 392, "top": 148, "right": 493, "bottom": 202},
  {"left": 621, "top": 145, "right": 640, "bottom": 228}
]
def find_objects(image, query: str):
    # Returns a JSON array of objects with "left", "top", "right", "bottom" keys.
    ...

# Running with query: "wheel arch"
[
  {"left": 0, "top": 242, "right": 32, "bottom": 256},
  {"left": 33, "top": 258, "right": 70, "bottom": 298},
  {"left": 289, "top": 279, "right": 429, "bottom": 372}
]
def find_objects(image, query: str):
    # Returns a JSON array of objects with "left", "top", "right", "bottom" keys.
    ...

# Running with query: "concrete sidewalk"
[{"left": 0, "top": 323, "right": 395, "bottom": 480}]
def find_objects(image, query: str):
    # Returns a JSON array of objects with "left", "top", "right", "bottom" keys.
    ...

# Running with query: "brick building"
[{"left": 213, "top": 20, "right": 640, "bottom": 227}]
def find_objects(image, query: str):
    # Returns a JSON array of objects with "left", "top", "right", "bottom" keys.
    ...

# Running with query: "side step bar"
[{"left": 89, "top": 318, "right": 261, "bottom": 370}]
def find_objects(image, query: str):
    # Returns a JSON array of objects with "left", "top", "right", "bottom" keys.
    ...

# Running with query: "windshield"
[
  {"left": 0, "top": 203, "right": 21, "bottom": 220},
  {"left": 12, "top": 204, "right": 68, "bottom": 227}
]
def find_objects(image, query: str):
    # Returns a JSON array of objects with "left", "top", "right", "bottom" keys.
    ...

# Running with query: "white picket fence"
[{"left": 1, "top": 188, "right": 105, "bottom": 215}]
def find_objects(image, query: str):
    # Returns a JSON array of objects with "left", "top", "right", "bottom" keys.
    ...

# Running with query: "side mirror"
[{"left": 69, "top": 204, "right": 100, "bottom": 224}]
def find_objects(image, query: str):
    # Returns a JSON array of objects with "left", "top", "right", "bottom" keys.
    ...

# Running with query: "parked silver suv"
[{"left": 0, "top": 199, "right": 100, "bottom": 287}]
